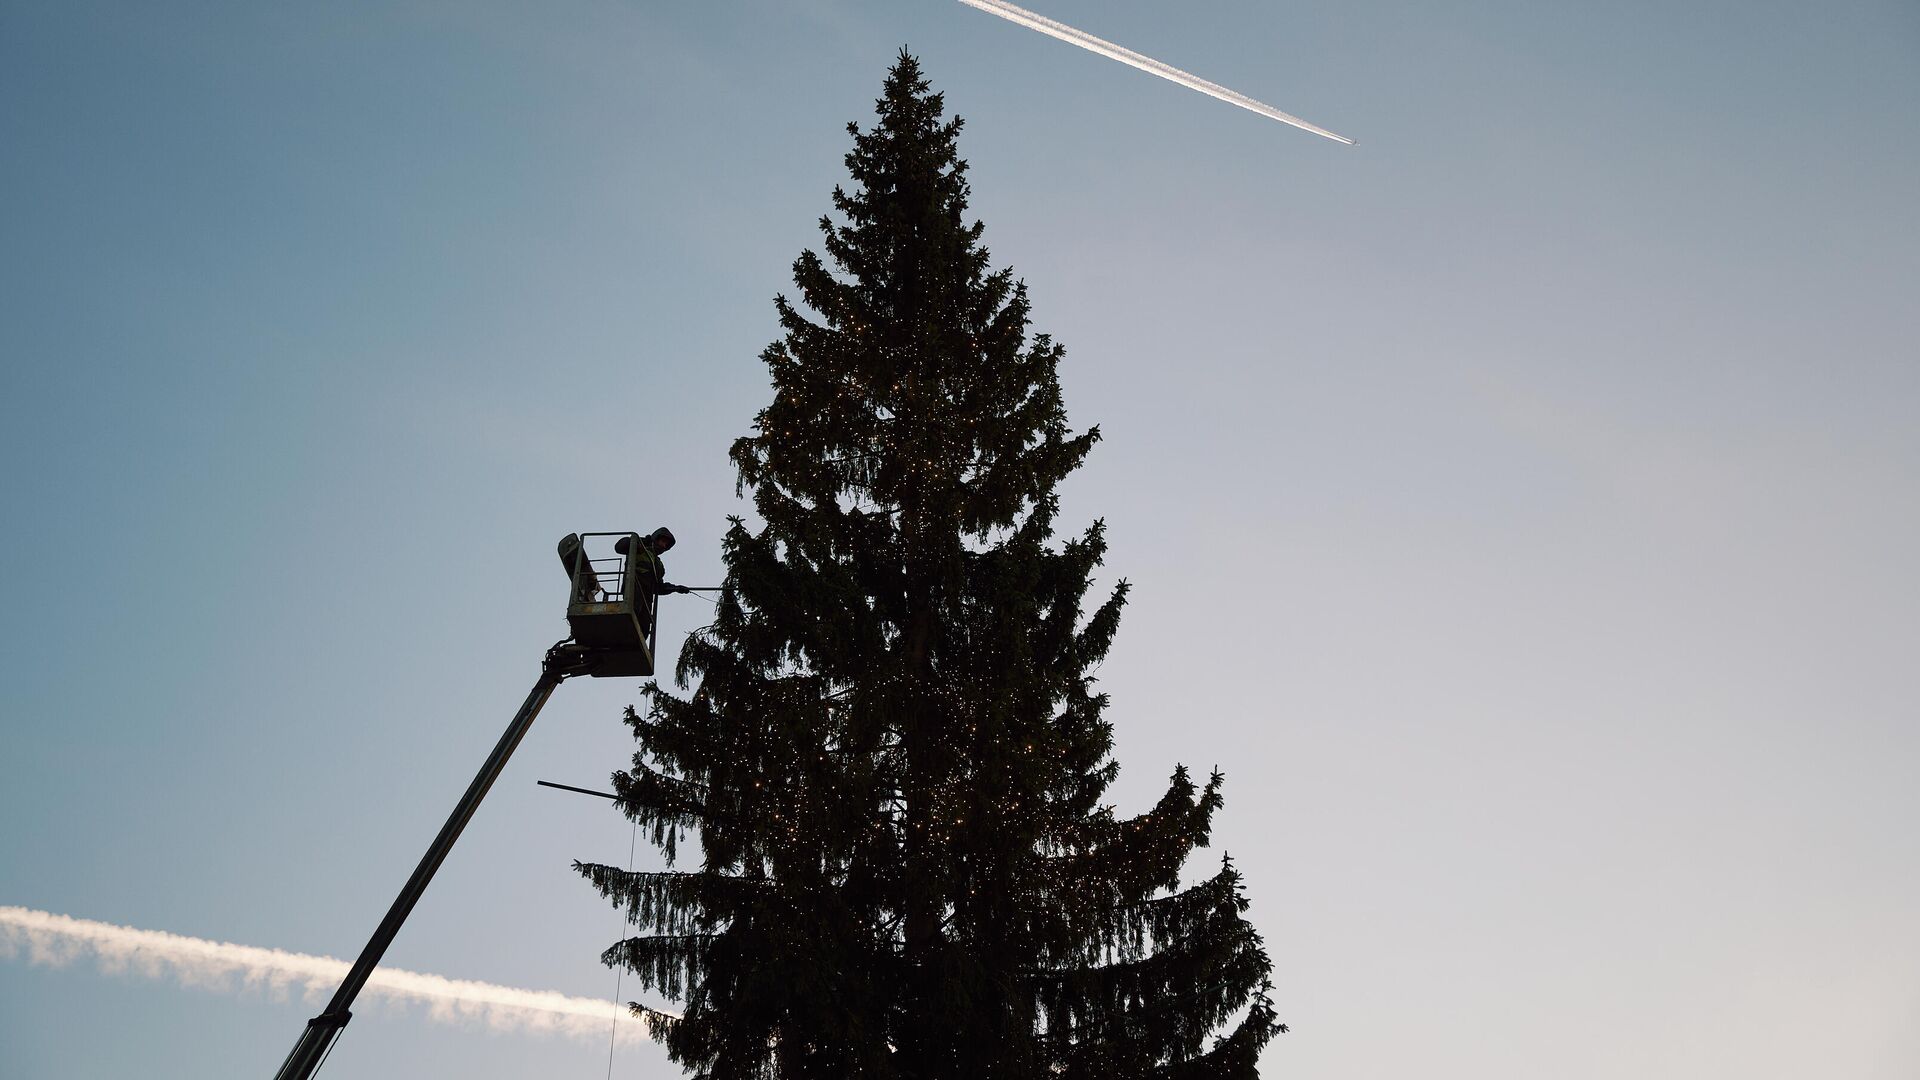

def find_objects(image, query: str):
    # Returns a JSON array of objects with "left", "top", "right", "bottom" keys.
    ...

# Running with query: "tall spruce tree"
[{"left": 578, "top": 53, "right": 1280, "bottom": 1079}]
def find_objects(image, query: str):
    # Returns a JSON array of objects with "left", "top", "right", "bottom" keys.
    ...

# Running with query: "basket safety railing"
[{"left": 563, "top": 533, "right": 644, "bottom": 605}]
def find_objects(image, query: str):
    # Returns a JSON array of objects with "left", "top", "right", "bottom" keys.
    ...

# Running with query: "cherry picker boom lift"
[{"left": 271, "top": 531, "right": 672, "bottom": 1080}]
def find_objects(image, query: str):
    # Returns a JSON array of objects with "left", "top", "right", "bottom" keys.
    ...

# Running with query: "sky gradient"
[{"left": 3, "top": 2, "right": 1918, "bottom": 1077}]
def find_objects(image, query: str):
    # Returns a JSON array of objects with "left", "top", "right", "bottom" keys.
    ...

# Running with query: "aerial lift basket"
[{"left": 557, "top": 531, "right": 658, "bottom": 678}]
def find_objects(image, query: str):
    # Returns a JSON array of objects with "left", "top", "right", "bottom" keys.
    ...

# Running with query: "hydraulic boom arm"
[{"left": 270, "top": 641, "right": 591, "bottom": 1080}]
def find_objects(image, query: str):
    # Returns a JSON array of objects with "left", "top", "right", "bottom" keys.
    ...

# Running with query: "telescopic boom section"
[{"left": 271, "top": 650, "right": 578, "bottom": 1080}]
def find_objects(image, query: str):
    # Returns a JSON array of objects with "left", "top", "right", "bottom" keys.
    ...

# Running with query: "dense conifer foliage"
[{"left": 578, "top": 53, "right": 1280, "bottom": 1079}]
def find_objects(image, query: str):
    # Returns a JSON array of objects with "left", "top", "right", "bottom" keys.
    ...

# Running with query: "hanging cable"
[{"left": 605, "top": 814, "right": 639, "bottom": 1080}]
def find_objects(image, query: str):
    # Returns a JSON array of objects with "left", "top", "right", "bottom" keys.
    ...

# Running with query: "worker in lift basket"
[
  {"left": 556, "top": 529, "right": 692, "bottom": 602},
  {"left": 617, "top": 527, "right": 692, "bottom": 597}
]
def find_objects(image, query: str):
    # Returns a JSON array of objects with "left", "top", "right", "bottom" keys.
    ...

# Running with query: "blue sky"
[{"left": 3, "top": 1, "right": 1917, "bottom": 1077}]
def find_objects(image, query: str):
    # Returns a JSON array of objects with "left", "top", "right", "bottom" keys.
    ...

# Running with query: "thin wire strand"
[{"left": 606, "top": 816, "right": 640, "bottom": 1080}]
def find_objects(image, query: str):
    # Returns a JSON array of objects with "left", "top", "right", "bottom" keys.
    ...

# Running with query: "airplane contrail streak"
[
  {"left": 957, "top": 0, "right": 1353, "bottom": 144},
  {"left": 0, "top": 905, "right": 669, "bottom": 1044}
]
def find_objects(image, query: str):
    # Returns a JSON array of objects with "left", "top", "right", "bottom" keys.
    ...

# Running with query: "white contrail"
[
  {"left": 0, "top": 905, "right": 668, "bottom": 1044},
  {"left": 957, "top": 0, "right": 1353, "bottom": 144}
]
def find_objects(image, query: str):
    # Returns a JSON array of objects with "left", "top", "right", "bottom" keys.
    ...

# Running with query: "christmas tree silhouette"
[{"left": 579, "top": 51, "right": 1280, "bottom": 1079}]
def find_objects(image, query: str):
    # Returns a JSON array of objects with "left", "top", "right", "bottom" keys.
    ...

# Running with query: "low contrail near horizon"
[
  {"left": 0, "top": 905, "right": 665, "bottom": 1044},
  {"left": 957, "top": 0, "right": 1353, "bottom": 144}
]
